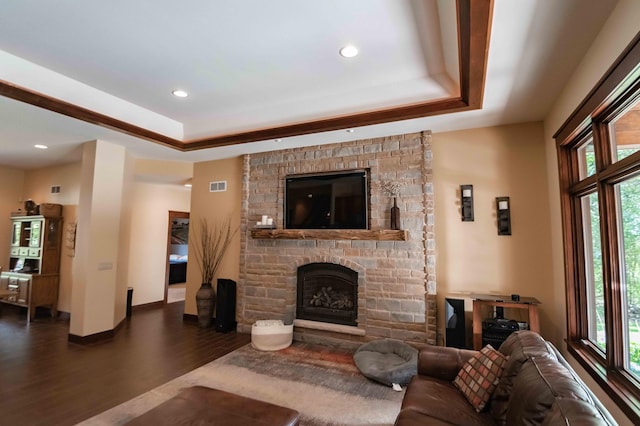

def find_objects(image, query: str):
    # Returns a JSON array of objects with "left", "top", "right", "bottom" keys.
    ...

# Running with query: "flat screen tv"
[{"left": 285, "top": 171, "right": 368, "bottom": 229}]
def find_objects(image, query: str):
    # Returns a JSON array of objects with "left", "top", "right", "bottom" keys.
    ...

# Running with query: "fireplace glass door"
[{"left": 297, "top": 263, "right": 357, "bottom": 326}]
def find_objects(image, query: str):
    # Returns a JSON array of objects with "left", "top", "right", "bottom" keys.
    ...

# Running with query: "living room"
[{"left": 1, "top": 0, "right": 639, "bottom": 424}]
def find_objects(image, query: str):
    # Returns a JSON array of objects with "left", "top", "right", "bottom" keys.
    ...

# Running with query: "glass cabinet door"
[
  {"left": 46, "top": 220, "right": 60, "bottom": 248},
  {"left": 29, "top": 220, "right": 41, "bottom": 247},
  {"left": 11, "top": 222, "right": 21, "bottom": 246}
]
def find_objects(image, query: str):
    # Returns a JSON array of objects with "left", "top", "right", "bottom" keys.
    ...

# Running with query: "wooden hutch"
[{"left": 0, "top": 212, "right": 63, "bottom": 321}]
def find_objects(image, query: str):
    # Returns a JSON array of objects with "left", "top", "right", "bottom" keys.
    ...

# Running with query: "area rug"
[{"left": 79, "top": 342, "right": 404, "bottom": 425}]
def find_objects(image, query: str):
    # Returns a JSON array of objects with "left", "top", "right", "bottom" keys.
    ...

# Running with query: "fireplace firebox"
[{"left": 296, "top": 263, "right": 358, "bottom": 326}]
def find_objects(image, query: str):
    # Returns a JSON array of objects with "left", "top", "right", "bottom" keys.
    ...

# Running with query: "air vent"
[
  {"left": 50, "top": 185, "right": 61, "bottom": 194},
  {"left": 209, "top": 181, "right": 227, "bottom": 192}
]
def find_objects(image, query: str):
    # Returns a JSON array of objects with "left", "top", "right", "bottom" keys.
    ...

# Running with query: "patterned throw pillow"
[{"left": 453, "top": 345, "right": 508, "bottom": 412}]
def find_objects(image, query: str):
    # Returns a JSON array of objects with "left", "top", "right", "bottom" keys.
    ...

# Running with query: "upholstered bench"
[{"left": 126, "top": 385, "right": 300, "bottom": 426}]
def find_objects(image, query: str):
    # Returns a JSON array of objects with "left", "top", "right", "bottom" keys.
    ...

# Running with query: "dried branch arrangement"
[
  {"left": 381, "top": 180, "right": 401, "bottom": 197},
  {"left": 192, "top": 216, "right": 239, "bottom": 284}
]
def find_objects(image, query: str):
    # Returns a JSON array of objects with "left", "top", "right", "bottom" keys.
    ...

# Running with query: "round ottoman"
[{"left": 353, "top": 339, "right": 418, "bottom": 386}]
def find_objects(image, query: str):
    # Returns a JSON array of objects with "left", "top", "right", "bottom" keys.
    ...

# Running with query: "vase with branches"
[
  {"left": 192, "top": 215, "right": 238, "bottom": 327},
  {"left": 381, "top": 180, "right": 401, "bottom": 230}
]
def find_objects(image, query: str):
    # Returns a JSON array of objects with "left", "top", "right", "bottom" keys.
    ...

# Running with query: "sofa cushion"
[
  {"left": 541, "top": 398, "right": 615, "bottom": 425},
  {"left": 506, "top": 357, "right": 569, "bottom": 424},
  {"left": 401, "top": 375, "right": 494, "bottom": 426},
  {"left": 396, "top": 408, "right": 469, "bottom": 425},
  {"left": 505, "top": 355, "right": 612, "bottom": 425},
  {"left": 453, "top": 345, "right": 508, "bottom": 412},
  {"left": 417, "top": 345, "right": 477, "bottom": 381},
  {"left": 490, "top": 331, "right": 558, "bottom": 424}
]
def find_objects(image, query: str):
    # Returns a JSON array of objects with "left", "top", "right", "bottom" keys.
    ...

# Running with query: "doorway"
[{"left": 165, "top": 211, "right": 190, "bottom": 303}]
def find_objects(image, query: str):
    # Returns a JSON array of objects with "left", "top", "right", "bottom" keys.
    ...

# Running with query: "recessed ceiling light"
[
  {"left": 184, "top": 183, "right": 192, "bottom": 188},
  {"left": 346, "top": 129, "right": 355, "bottom": 133},
  {"left": 339, "top": 45, "right": 359, "bottom": 58},
  {"left": 274, "top": 138, "right": 282, "bottom": 143},
  {"left": 172, "top": 89, "right": 189, "bottom": 98},
  {"left": 34, "top": 144, "right": 48, "bottom": 149}
]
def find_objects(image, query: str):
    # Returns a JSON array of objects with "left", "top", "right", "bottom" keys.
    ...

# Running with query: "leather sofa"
[{"left": 395, "top": 331, "right": 616, "bottom": 425}]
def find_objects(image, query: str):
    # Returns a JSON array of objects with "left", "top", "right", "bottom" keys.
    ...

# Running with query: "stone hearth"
[{"left": 237, "top": 131, "right": 436, "bottom": 345}]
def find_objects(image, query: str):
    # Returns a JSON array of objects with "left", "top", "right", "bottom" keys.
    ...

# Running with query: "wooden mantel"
[{"left": 250, "top": 229, "right": 408, "bottom": 241}]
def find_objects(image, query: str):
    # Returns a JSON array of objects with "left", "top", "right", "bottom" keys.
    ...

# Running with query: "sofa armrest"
[{"left": 417, "top": 346, "right": 477, "bottom": 381}]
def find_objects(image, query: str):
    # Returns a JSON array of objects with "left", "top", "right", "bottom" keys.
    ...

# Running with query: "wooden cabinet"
[
  {"left": 1, "top": 215, "right": 62, "bottom": 320},
  {"left": 8, "top": 215, "right": 62, "bottom": 274},
  {"left": 472, "top": 295, "right": 540, "bottom": 350}
]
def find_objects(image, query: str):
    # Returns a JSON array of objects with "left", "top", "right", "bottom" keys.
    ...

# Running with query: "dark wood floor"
[{"left": 0, "top": 302, "right": 250, "bottom": 425}]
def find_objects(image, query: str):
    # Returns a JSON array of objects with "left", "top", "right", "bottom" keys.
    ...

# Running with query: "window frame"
[{"left": 555, "top": 32, "right": 640, "bottom": 422}]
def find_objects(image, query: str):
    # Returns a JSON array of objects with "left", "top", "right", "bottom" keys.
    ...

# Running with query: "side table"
[{"left": 472, "top": 294, "right": 540, "bottom": 350}]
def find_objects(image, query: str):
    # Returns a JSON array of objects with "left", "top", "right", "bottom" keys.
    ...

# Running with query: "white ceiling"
[{"left": 0, "top": 0, "right": 619, "bottom": 170}]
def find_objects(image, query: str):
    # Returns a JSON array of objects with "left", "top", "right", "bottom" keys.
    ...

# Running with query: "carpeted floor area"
[{"left": 79, "top": 342, "right": 404, "bottom": 426}]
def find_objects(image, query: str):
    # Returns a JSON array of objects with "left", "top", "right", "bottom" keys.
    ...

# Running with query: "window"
[
  {"left": 581, "top": 191, "right": 606, "bottom": 352},
  {"left": 611, "top": 107, "right": 640, "bottom": 162},
  {"left": 577, "top": 138, "right": 597, "bottom": 178},
  {"left": 618, "top": 175, "right": 640, "bottom": 379},
  {"left": 556, "top": 34, "right": 640, "bottom": 421}
]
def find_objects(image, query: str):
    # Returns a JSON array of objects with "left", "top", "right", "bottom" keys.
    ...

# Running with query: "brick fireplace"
[{"left": 237, "top": 131, "right": 436, "bottom": 346}]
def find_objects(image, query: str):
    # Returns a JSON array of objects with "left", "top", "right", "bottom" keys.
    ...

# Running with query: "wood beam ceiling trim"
[
  {"left": 185, "top": 98, "right": 469, "bottom": 150},
  {"left": 0, "top": 0, "right": 493, "bottom": 152},
  {"left": 0, "top": 79, "right": 184, "bottom": 150},
  {"left": 465, "top": 0, "right": 494, "bottom": 108}
]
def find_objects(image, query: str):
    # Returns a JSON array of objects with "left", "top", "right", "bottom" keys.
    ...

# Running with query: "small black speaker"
[
  {"left": 445, "top": 298, "right": 466, "bottom": 348},
  {"left": 215, "top": 279, "right": 236, "bottom": 333}
]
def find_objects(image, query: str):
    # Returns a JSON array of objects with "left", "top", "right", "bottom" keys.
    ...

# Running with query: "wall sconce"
[
  {"left": 460, "top": 184, "right": 474, "bottom": 221},
  {"left": 496, "top": 196, "right": 511, "bottom": 235}
]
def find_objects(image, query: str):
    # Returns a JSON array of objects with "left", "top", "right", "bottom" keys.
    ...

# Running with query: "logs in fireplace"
[{"left": 297, "top": 263, "right": 358, "bottom": 326}]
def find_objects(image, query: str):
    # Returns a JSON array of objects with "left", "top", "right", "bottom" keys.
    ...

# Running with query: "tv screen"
[{"left": 285, "top": 171, "right": 367, "bottom": 229}]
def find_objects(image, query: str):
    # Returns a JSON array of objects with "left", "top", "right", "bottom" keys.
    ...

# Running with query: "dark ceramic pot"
[{"left": 195, "top": 283, "right": 216, "bottom": 328}]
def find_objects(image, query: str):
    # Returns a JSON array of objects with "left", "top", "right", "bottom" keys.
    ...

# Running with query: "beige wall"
[
  {"left": 23, "top": 162, "right": 81, "bottom": 205},
  {"left": 0, "top": 157, "right": 192, "bottom": 316},
  {"left": 135, "top": 158, "right": 193, "bottom": 184},
  {"left": 0, "top": 167, "right": 24, "bottom": 272},
  {"left": 432, "top": 122, "right": 554, "bottom": 344},
  {"left": 186, "top": 157, "right": 243, "bottom": 316},
  {"left": 23, "top": 162, "right": 82, "bottom": 313},
  {"left": 541, "top": 1, "right": 640, "bottom": 424},
  {"left": 127, "top": 181, "right": 191, "bottom": 305},
  {"left": 0, "top": 163, "right": 82, "bottom": 312}
]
